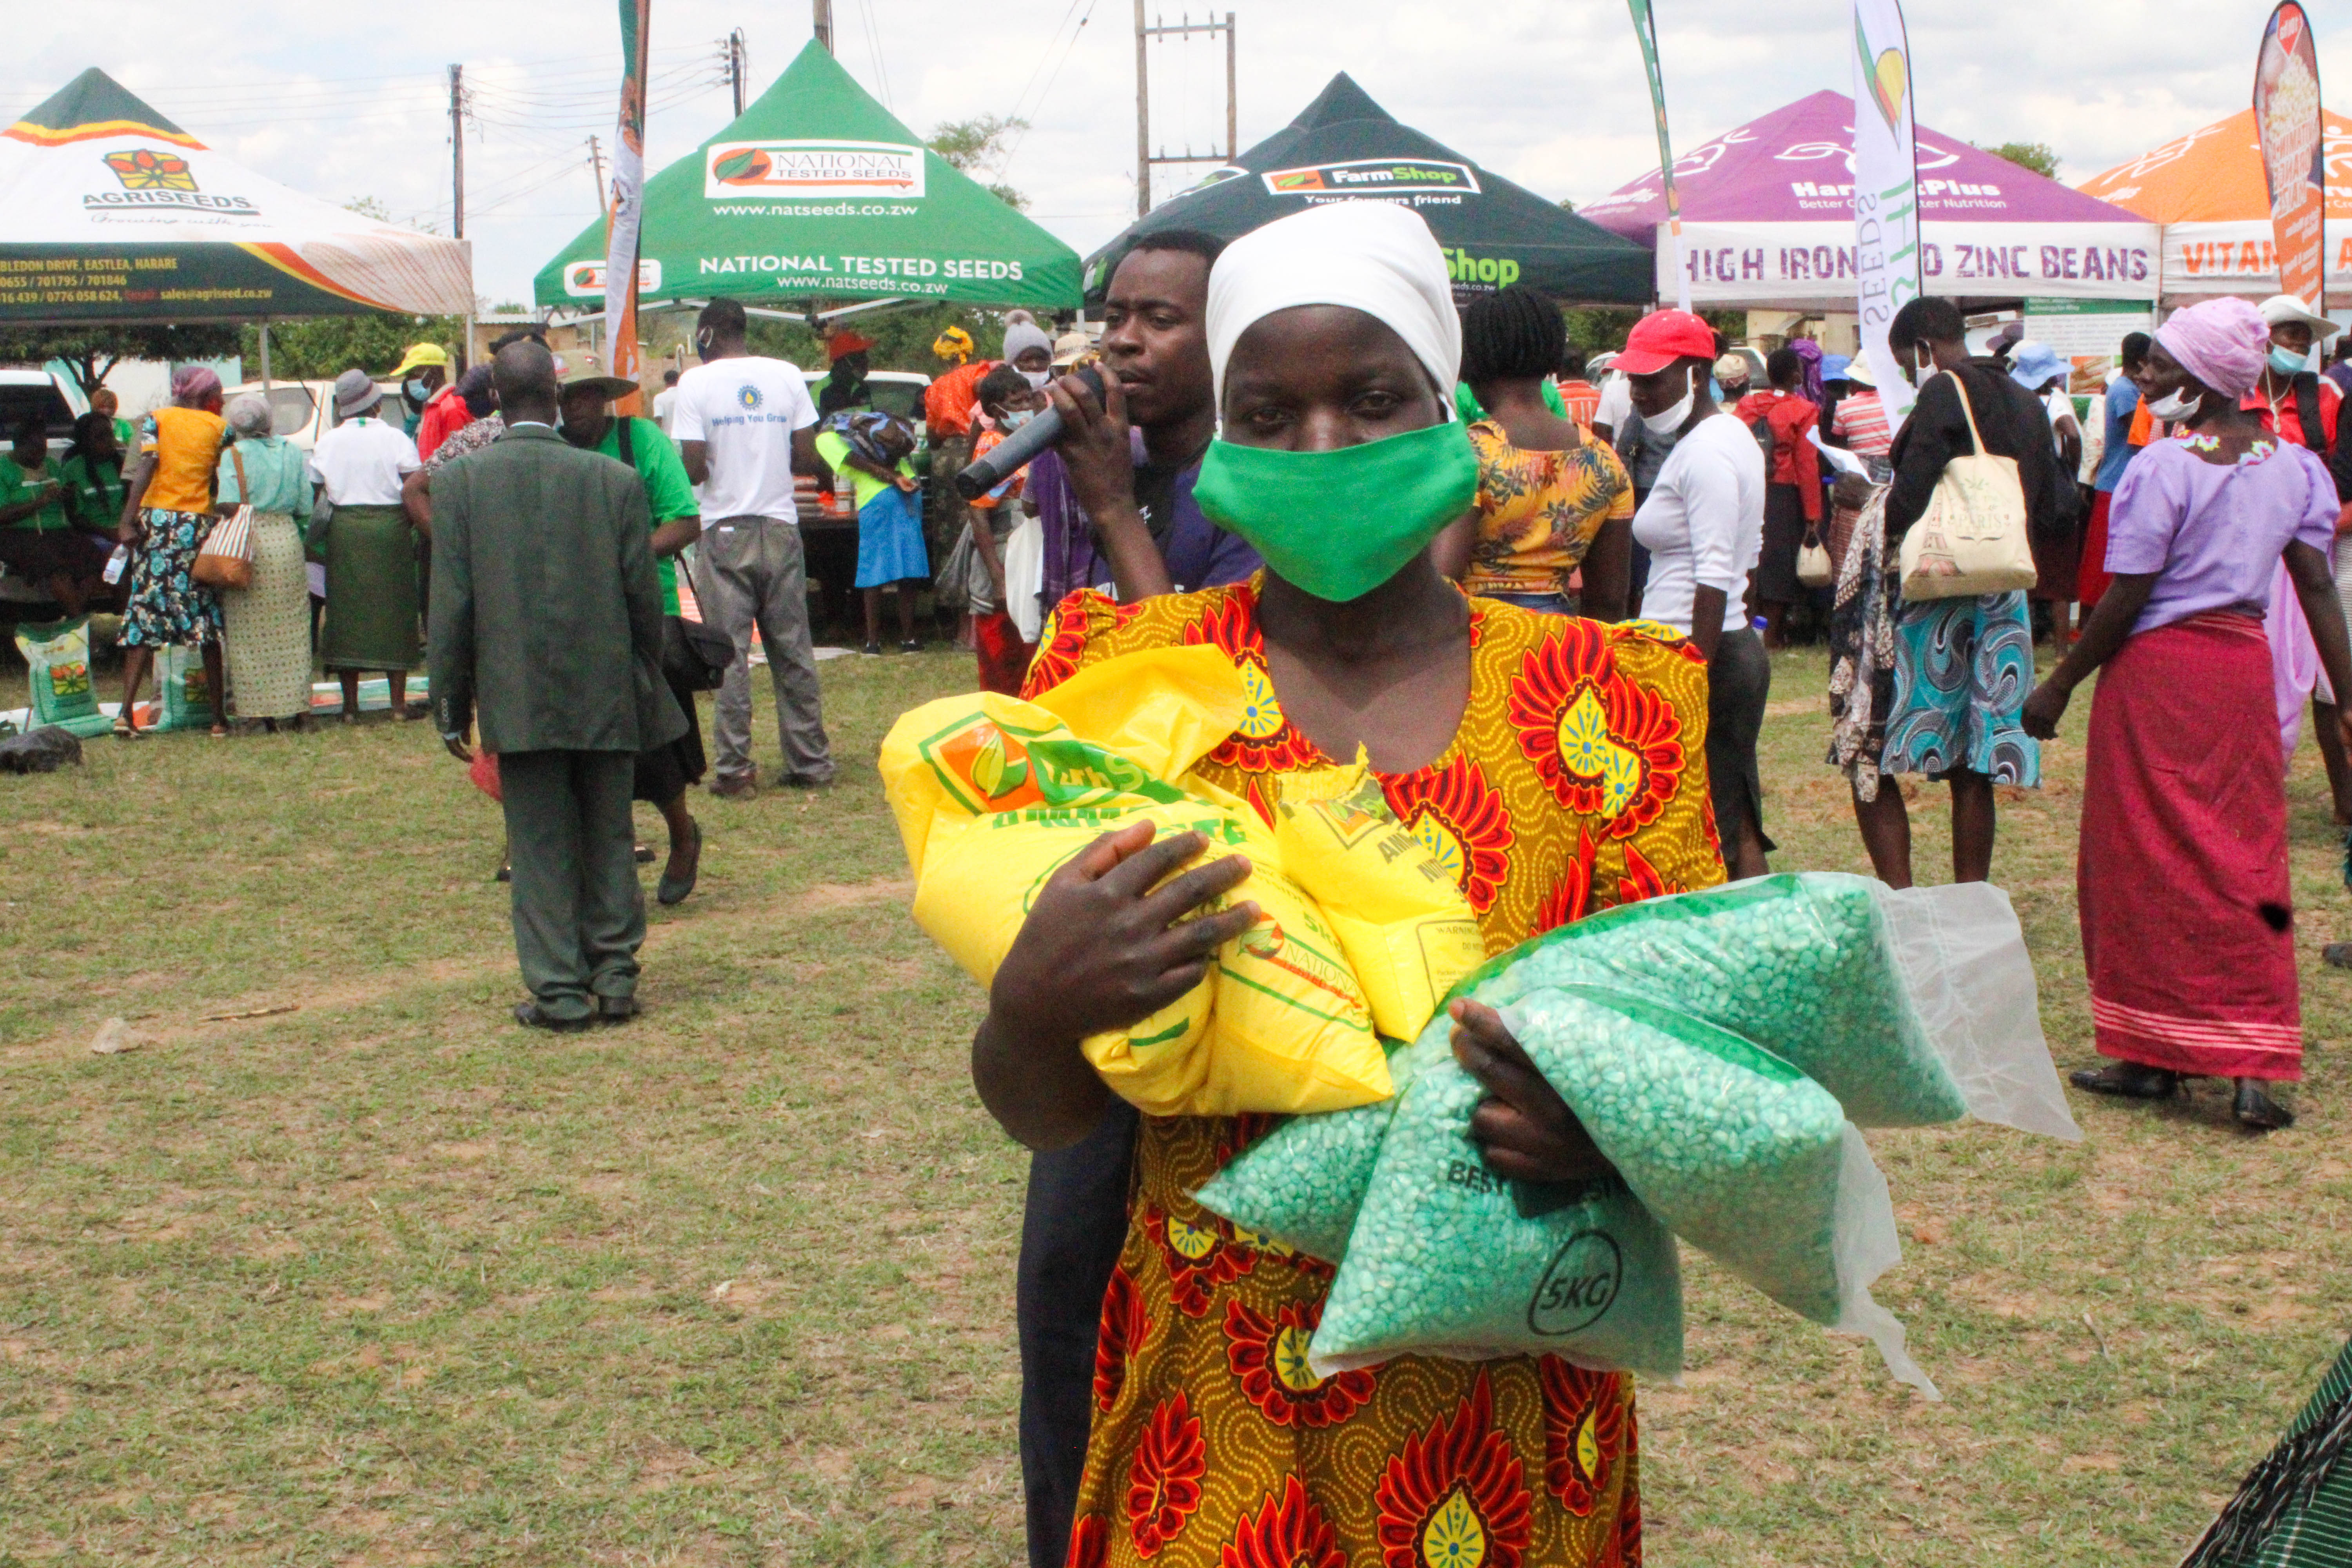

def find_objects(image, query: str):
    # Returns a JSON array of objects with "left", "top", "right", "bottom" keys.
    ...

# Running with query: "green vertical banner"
[
  {"left": 1625, "top": 0, "right": 1688, "bottom": 310},
  {"left": 604, "top": 0, "right": 651, "bottom": 416}
]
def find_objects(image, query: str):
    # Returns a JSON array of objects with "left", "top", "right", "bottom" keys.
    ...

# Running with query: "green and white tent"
[
  {"left": 534, "top": 43, "right": 1080, "bottom": 316},
  {"left": 0, "top": 68, "right": 474, "bottom": 323}
]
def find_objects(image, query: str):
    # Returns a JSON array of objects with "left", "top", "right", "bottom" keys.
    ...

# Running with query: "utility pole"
[
  {"left": 728, "top": 28, "right": 749, "bottom": 115},
  {"left": 813, "top": 0, "right": 834, "bottom": 54},
  {"left": 1133, "top": 0, "right": 1151, "bottom": 216},
  {"left": 1226, "top": 12, "right": 1237, "bottom": 161},
  {"left": 1137, "top": 11, "right": 1238, "bottom": 215},
  {"left": 448, "top": 64, "right": 465, "bottom": 239},
  {"left": 588, "top": 135, "right": 608, "bottom": 211}
]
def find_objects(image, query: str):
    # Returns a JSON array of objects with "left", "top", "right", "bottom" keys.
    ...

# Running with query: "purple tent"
[{"left": 1579, "top": 91, "right": 2158, "bottom": 307}]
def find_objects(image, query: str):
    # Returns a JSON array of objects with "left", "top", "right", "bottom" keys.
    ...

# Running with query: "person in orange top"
[
  {"left": 1733, "top": 347, "right": 1822, "bottom": 647},
  {"left": 1554, "top": 346, "right": 1602, "bottom": 426},
  {"left": 113, "top": 366, "right": 231, "bottom": 736}
]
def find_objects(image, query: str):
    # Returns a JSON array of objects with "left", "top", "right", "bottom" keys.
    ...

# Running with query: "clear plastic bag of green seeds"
[
  {"left": 1305, "top": 1029, "right": 1686, "bottom": 1383},
  {"left": 1456, "top": 873, "right": 2075, "bottom": 1140},
  {"left": 1501, "top": 987, "right": 1934, "bottom": 1396},
  {"left": 1192, "top": 1017, "right": 1453, "bottom": 1265}
]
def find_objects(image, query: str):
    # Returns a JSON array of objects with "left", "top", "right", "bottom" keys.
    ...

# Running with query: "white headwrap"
[{"left": 1205, "top": 201, "right": 1461, "bottom": 415}]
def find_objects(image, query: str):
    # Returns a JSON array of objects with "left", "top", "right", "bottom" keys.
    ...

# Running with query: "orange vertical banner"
[
  {"left": 604, "top": 0, "right": 651, "bottom": 415},
  {"left": 2254, "top": 2, "right": 2325, "bottom": 307}
]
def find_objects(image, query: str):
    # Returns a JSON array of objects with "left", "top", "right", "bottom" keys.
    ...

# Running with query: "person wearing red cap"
[
  {"left": 816, "top": 328, "right": 877, "bottom": 417},
  {"left": 1621, "top": 309, "right": 1774, "bottom": 878}
]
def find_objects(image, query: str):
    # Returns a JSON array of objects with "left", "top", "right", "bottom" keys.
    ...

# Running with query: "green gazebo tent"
[{"left": 534, "top": 43, "right": 1080, "bottom": 317}]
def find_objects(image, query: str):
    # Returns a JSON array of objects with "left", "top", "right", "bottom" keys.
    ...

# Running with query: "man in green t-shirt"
[
  {"left": 0, "top": 417, "right": 109, "bottom": 615},
  {"left": 559, "top": 365, "right": 706, "bottom": 905},
  {"left": 91, "top": 388, "right": 135, "bottom": 453}
]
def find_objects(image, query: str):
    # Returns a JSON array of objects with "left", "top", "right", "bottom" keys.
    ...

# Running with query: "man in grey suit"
[{"left": 428, "top": 341, "right": 686, "bottom": 1031}]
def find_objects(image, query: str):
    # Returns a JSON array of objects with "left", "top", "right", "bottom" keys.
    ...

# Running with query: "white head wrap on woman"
[{"left": 1205, "top": 201, "right": 1461, "bottom": 414}]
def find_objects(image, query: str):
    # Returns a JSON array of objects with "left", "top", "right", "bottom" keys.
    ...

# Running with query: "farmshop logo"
[
  {"left": 1261, "top": 158, "right": 1480, "bottom": 198},
  {"left": 703, "top": 139, "right": 926, "bottom": 201},
  {"left": 103, "top": 147, "right": 195, "bottom": 192},
  {"left": 561, "top": 258, "right": 664, "bottom": 298}
]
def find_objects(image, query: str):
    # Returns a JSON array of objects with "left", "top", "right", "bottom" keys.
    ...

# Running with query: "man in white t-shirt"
[
  {"left": 651, "top": 367, "right": 679, "bottom": 433},
  {"left": 671, "top": 298, "right": 833, "bottom": 793}
]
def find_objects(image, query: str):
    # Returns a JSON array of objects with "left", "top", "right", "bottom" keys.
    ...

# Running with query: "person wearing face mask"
[
  {"left": 390, "top": 343, "right": 450, "bottom": 440},
  {"left": 1623, "top": 310, "right": 1773, "bottom": 877},
  {"left": 1029, "top": 229, "right": 1261, "bottom": 606},
  {"left": 1001, "top": 314, "right": 1055, "bottom": 390},
  {"left": 816, "top": 328, "right": 876, "bottom": 416},
  {"left": 2246, "top": 297, "right": 2352, "bottom": 827},
  {"left": 2022, "top": 298, "right": 2352, "bottom": 1132},
  {"left": 671, "top": 296, "right": 833, "bottom": 797},
  {"left": 957, "top": 363, "right": 1045, "bottom": 692},
  {"left": 1711, "top": 350, "right": 1752, "bottom": 406},
  {"left": 1863, "top": 296, "right": 2067, "bottom": 889},
  {"left": 992, "top": 198, "right": 1720, "bottom": 1568}
]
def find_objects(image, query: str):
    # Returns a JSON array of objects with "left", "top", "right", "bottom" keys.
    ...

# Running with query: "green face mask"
[{"left": 1192, "top": 420, "right": 1479, "bottom": 603}]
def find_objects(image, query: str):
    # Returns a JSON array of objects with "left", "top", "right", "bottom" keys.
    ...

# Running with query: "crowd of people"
[{"left": 16, "top": 194, "right": 2352, "bottom": 1564}]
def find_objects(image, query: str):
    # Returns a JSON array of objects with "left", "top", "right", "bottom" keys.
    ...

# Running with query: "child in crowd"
[
  {"left": 816, "top": 411, "right": 929, "bottom": 655},
  {"left": 965, "top": 364, "right": 1044, "bottom": 693}
]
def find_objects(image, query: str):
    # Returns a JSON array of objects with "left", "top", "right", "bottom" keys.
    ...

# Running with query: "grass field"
[{"left": 1, "top": 640, "right": 2347, "bottom": 1566}]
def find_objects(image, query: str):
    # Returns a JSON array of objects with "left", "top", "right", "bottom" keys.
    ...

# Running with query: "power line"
[{"left": 1000, "top": 0, "right": 1103, "bottom": 180}]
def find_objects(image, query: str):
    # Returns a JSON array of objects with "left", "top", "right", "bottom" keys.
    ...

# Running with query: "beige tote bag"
[{"left": 1896, "top": 370, "right": 2037, "bottom": 601}]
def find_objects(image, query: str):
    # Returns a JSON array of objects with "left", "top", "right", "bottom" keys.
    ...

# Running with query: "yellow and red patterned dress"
[{"left": 1021, "top": 575, "right": 1724, "bottom": 1568}]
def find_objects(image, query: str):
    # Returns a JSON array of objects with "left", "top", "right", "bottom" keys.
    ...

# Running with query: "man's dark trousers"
[
  {"left": 499, "top": 750, "right": 643, "bottom": 1023},
  {"left": 1017, "top": 1100, "right": 1137, "bottom": 1568}
]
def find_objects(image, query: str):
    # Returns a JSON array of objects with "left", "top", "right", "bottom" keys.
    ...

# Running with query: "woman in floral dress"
[
  {"left": 979, "top": 202, "right": 1724, "bottom": 1568},
  {"left": 114, "top": 366, "right": 230, "bottom": 736}
]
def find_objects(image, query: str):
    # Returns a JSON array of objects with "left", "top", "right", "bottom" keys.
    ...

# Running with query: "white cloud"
[{"left": 7, "top": 0, "right": 2343, "bottom": 305}]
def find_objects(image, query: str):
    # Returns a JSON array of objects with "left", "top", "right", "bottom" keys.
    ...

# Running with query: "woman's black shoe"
[
  {"left": 657, "top": 819, "right": 702, "bottom": 907},
  {"left": 2234, "top": 1080, "right": 2295, "bottom": 1130},
  {"left": 2070, "top": 1062, "right": 2180, "bottom": 1099}
]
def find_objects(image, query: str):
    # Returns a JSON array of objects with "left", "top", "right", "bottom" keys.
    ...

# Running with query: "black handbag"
[{"left": 663, "top": 613, "right": 736, "bottom": 692}]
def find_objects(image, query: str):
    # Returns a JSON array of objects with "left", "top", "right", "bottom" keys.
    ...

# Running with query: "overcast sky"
[{"left": 9, "top": 0, "right": 2346, "bottom": 308}]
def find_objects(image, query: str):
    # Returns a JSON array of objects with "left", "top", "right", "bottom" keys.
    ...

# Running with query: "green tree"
[
  {"left": 1558, "top": 306, "right": 1744, "bottom": 357},
  {"left": 0, "top": 324, "right": 241, "bottom": 399},
  {"left": 236, "top": 316, "right": 467, "bottom": 382},
  {"left": 744, "top": 305, "right": 1030, "bottom": 377},
  {"left": 1980, "top": 141, "right": 2060, "bottom": 180},
  {"left": 928, "top": 116, "right": 1030, "bottom": 211}
]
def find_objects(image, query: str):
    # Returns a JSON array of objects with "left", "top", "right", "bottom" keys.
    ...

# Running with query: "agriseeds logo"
[
  {"left": 703, "top": 139, "right": 926, "bottom": 200},
  {"left": 86, "top": 147, "right": 258, "bottom": 215},
  {"left": 103, "top": 147, "right": 196, "bottom": 191},
  {"left": 1261, "top": 158, "right": 1479, "bottom": 198}
]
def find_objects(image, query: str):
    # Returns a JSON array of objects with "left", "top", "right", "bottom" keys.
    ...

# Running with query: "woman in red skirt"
[{"left": 2025, "top": 297, "right": 2352, "bottom": 1131}]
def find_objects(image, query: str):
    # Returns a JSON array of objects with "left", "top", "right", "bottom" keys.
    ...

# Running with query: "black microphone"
[{"left": 952, "top": 366, "right": 1105, "bottom": 499}]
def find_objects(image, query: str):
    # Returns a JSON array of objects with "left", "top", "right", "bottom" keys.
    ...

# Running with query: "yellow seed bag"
[
  {"left": 1273, "top": 760, "right": 1488, "bottom": 1042},
  {"left": 878, "top": 647, "right": 1390, "bottom": 1118}
]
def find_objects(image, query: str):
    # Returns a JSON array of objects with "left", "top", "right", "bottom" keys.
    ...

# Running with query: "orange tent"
[{"left": 2079, "top": 108, "right": 2352, "bottom": 303}]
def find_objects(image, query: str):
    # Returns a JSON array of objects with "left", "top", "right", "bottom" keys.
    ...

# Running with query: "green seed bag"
[
  {"left": 11, "top": 617, "right": 113, "bottom": 739},
  {"left": 1305, "top": 1033, "right": 1685, "bottom": 1382},
  {"left": 1461, "top": 874, "right": 1970, "bottom": 1129},
  {"left": 1193, "top": 1018, "right": 1452, "bottom": 1265}
]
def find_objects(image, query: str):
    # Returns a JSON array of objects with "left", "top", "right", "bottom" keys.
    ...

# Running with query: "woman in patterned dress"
[
  {"left": 215, "top": 395, "right": 317, "bottom": 731},
  {"left": 114, "top": 366, "right": 230, "bottom": 737},
  {"left": 978, "top": 202, "right": 1723, "bottom": 1568}
]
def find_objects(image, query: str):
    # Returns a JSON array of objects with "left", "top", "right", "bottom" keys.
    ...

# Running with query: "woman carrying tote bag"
[
  {"left": 1853, "top": 297, "right": 2071, "bottom": 890},
  {"left": 213, "top": 395, "right": 317, "bottom": 731}
]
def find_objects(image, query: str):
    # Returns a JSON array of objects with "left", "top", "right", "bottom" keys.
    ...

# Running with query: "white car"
[{"left": 0, "top": 368, "right": 86, "bottom": 454}]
